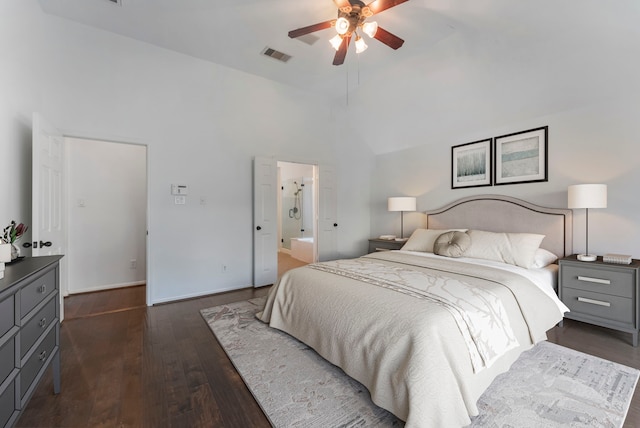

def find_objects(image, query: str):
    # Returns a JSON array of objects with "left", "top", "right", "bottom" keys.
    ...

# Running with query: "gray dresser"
[
  {"left": 559, "top": 255, "right": 639, "bottom": 346},
  {"left": 0, "top": 256, "right": 62, "bottom": 428}
]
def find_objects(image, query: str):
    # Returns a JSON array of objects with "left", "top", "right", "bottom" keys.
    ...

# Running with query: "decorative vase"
[
  {"left": 0, "top": 243, "right": 10, "bottom": 263},
  {"left": 11, "top": 243, "right": 20, "bottom": 260}
]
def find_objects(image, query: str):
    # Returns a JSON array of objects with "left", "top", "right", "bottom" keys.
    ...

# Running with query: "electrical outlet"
[{"left": 130, "top": 259, "right": 137, "bottom": 269}]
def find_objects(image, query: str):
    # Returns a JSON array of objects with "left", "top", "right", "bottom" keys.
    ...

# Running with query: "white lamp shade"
[
  {"left": 568, "top": 184, "right": 607, "bottom": 209},
  {"left": 355, "top": 36, "right": 368, "bottom": 54},
  {"left": 388, "top": 197, "right": 417, "bottom": 212},
  {"left": 329, "top": 34, "right": 343, "bottom": 51},
  {"left": 362, "top": 21, "right": 378, "bottom": 38},
  {"left": 335, "top": 17, "right": 350, "bottom": 35}
]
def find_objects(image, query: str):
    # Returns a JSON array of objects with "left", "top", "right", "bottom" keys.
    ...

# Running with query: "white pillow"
[
  {"left": 434, "top": 231, "right": 472, "bottom": 258},
  {"left": 464, "top": 230, "right": 545, "bottom": 269},
  {"left": 401, "top": 228, "right": 468, "bottom": 253},
  {"left": 532, "top": 248, "right": 558, "bottom": 268}
]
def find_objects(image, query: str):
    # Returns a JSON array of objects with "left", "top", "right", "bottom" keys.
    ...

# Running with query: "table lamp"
[
  {"left": 568, "top": 184, "right": 607, "bottom": 262},
  {"left": 388, "top": 197, "right": 417, "bottom": 239}
]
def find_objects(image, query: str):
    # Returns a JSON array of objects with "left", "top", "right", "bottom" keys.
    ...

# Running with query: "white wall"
[
  {"left": 67, "top": 138, "right": 146, "bottom": 293},
  {"left": 369, "top": 98, "right": 640, "bottom": 258},
  {"left": 346, "top": 3, "right": 640, "bottom": 259},
  {"left": 0, "top": 1, "right": 375, "bottom": 304}
]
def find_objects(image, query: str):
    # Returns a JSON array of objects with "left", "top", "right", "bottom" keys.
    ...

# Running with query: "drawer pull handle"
[
  {"left": 577, "top": 296, "right": 611, "bottom": 307},
  {"left": 375, "top": 248, "right": 391, "bottom": 251},
  {"left": 38, "top": 284, "right": 47, "bottom": 293},
  {"left": 39, "top": 317, "right": 47, "bottom": 328},
  {"left": 577, "top": 276, "right": 611, "bottom": 285},
  {"left": 39, "top": 350, "right": 47, "bottom": 361}
]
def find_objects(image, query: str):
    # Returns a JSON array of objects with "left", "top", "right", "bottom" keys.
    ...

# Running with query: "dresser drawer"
[
  {"left": 21, "top": 296, "right": 57, "bottom": 359},
  {"left": 20, "top": 327, "right": 56, "bottom": 400},
  {"left": 0, "top": 295, "right": 15, "bottom": 338},
  {"left": 561, "top": 265, "right": 635, "bottom": 299},
  {"left": 0, "top": 378, "right": 17, "bottom": 428},
  {"left": 20, "top": 269, "right": 57, "bottom": 317},
  {"left": 563, "top": 287, "right": 634, "bottom": 325},
  {"left": 0, "top": 335, "right": 16, "bottom": 386}
]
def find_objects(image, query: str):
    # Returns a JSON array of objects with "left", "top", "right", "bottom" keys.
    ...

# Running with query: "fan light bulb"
[
  {"left": 355, "top": 36, "right": 368, "bottom": 54},
  {"left": 362, "top": 21, "right": 378, "bottom": 38},
  {"left": 335, "top": 17, "right": 350, "bottom": 35},
  {"left": 329, "top": 34, "right": 343, "bottom": 51}
]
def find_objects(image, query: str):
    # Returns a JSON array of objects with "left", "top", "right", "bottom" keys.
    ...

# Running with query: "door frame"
[
  {"left": 277, "top": 160, "right": 319, "bottom": 263},
  {"left": 254, "top": 155, "right": 331, "bottom": 287},
  {"left": 61, "top": 131, "right": 151, "bottom": 305}
]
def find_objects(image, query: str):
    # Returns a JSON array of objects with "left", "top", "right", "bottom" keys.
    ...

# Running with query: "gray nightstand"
[
  {"left": 368, "top": 239, "right": 406, "bottom": 254},
  {"left": 558, "top": 255, "right": 640, "bottom": 346}
]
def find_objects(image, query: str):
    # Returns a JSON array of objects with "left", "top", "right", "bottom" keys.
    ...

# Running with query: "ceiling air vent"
[{"left": 262, "top": 47, "right": 292, "bottom": 63}]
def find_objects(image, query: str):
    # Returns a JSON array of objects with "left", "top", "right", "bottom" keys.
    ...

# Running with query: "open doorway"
[
  {"left": 277, "top": 161, "right": 316, "bottom": 278},
  {"left": 65, "top": 137, "right": 147, "bottom": 307}
]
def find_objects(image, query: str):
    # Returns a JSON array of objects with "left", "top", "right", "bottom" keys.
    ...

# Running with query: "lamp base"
[{"left": 577, "top": 254, "right": 597, "bottom": 262}]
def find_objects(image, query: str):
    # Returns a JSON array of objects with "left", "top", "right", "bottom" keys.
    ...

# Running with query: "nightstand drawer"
[
  {"left": 562, "top": 287, "right": 634, "bottom": 325},
  {"left": 561, "top": 265, "right": 634, "bottom": 298}
]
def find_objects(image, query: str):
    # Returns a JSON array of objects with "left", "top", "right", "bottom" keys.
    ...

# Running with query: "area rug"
[{"left": 200, "top": 297, "right": 639, "bottom": 428}]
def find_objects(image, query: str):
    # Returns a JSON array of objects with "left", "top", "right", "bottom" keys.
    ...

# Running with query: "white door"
[
  {"left": 317, "top": 164, "right": 338, "bottom": 261},
  {"left": 253, "top": 157, "right": 278, "bottom": 287},
  {"left": 32, "top": 113, "right": 67, "bottom": 319}
]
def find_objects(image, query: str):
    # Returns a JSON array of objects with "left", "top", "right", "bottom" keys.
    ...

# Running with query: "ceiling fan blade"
[
  {"left": 373, "top": 26, "right": 404, "bottom": 49},
  {"left": 333, "top": 0, "right": 352, "bottom": 12},
  {"left": 366, "top": 0, "right": 409, "bottom": 15},
  {"left": 333, "top": 35, "right": 352, "bottom": 66},
  {"left": 288, "top": 20, "right": 335, "bottom": 39}
]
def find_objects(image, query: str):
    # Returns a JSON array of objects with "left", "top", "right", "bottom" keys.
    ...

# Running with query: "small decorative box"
[{"left": 603, "top": 253, "right": 633, "bottom": 265}]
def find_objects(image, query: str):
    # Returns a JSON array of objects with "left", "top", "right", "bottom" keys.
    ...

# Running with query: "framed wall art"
[
  {"left": 451, "top": 139, "right": 492, "bottom": 189},
  {"left": 494, "top": 126, "right": 548, "bottom": 185}
]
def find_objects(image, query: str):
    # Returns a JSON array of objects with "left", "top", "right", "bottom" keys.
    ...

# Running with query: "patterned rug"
[{"left": 200, "top": 297, "right": 638, "bottom": 428}]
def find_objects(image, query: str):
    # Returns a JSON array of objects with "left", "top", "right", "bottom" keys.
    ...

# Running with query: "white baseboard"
[
  {"left": 150, "top": 284, "right": 250, "bottom": 305},
  {"left": 68, "top": 280, "right": 146, "bottom": 295}
]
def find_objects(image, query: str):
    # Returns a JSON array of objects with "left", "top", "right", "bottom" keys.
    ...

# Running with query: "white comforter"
[{"left": 257, "top": 251, "right": 566, "bottom": 427}]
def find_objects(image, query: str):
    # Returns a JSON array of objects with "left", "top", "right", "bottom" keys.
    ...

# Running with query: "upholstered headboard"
[{"left": 425, "top": 195, "right": 572, "bottom": 259}]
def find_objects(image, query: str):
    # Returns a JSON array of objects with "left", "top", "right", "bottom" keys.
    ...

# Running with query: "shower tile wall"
[{"left": 281, "top": 177, "right": 313, "bottom": 249}]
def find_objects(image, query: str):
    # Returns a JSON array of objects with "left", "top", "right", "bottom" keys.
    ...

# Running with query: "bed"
[{"left": 257, "top": 195, "right": 573, "bottom": 427}]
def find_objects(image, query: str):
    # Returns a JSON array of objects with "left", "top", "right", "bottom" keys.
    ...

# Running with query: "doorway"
[
  {"left": 65, "top": 137, "right": 147, "bottom": 296},
  {"left": 277, "top": 161, "right": 317, "bottom": 277},
  {"left": 254, "top": 157, "right": 335, "bottom": 287}
]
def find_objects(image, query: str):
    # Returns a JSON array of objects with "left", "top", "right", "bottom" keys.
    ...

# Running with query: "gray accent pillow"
[{"left": 434, "top": 231, "right": 471, "bottom": 258}]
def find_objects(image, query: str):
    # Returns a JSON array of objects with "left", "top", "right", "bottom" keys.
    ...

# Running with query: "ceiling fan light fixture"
[
  {"left": 362, "top": 21, "right": 378, "bottom": 38},
  {"left": 335, "top": 17, "right": 350, "bottom": 35},
  {"left": 355, "top": 36, "right": 368, "bottom": 53},
  {"left": 329, "top": 34, "right": 344, "bottom": 51}
]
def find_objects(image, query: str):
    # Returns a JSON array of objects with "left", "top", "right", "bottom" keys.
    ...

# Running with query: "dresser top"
[
  {"left": 0, "top": 255, "right": 64, "bottom": 294},
  {"left": 560, "top": 254, "right": 640, "bottom": 269}
]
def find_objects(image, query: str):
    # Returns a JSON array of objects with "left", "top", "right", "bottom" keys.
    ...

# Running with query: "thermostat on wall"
[{"left": 171, "top": 184, "right": 188, "bottom": 195}]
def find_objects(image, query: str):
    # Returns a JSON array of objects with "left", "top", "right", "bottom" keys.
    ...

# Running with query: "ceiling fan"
[{"left": 288, "top": 0, "right": 409, "bottom": 66}]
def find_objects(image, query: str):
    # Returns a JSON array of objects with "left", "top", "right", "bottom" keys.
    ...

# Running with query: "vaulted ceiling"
[{"left": 37, "top": 0, "right": 640, "bottom": 154}]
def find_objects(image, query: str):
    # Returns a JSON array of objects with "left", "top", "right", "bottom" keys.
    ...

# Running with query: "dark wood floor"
[
  {"left": 16, "top": 286, "right": 640, "bottom": 427},
  {"left": 64, "top": 285, "right": 147, "bottom": 320}
]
